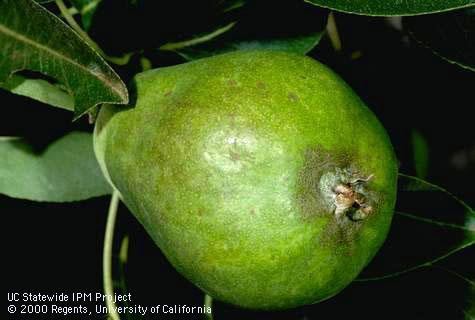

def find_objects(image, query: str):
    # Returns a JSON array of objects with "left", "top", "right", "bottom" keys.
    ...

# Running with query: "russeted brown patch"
[
  {"left": 296, "top": 146, "right": 371, "bottom": 252},
  {"left": 296, "top": 146, "right": 352, "bottom": 219}
]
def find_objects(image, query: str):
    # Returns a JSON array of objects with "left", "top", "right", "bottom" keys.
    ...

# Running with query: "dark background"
[{"left": 3, "top": 2, "right": 474, "bottom": 319}]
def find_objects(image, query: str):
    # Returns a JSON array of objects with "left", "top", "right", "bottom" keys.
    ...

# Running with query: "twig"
[
  {"left": 204, "top": 294, "right": 213, "bottom": 320},
  {"left": 326, "top": 12, "right": 342, "bottom": 52},
  {"left": 103, "top": 191, "right": 121, "bottom": 320},
  {"left": 54, "top": 0, "right": 132, "bottom": 65}
]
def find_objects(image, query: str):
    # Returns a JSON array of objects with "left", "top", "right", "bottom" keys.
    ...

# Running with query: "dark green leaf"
[
  {"left": 0, "top": 74, "right": 74, "bottom": 111},
  {"left": 0, "top": 132, "right": 111, "bottom": 202},
  {"left": 411, "top": 130, "right": 430, "bottom": 179},
  {"left": 305, "top": 0, "right": 475, "bottom": 16},
  {"left": 0, "top": 0, "right": 128, "bottom": 119},
  {"left": 69, "top": 0, "right": 102, "bottom": 30},
  {"left": 404, "top": 8, "right": 475, "bottom": 72},
  {"left": 358, "top": 173, "right": 474, "bottom": 280},
  {"left": 162, "top": 1, "right": 327, "bottom": 61}
]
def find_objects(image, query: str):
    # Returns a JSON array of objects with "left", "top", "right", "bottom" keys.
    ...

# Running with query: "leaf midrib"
[
  {"left": 0, "top": 22, "right": 125, "bottom": 100},
  {"left": 304, "top": 0, "right": 475, "bottom": 16}
]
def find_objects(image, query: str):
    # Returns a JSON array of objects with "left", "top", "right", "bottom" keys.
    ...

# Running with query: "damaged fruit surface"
[{"left": 93, "top": 50, "right": 398, "bottom": 310}]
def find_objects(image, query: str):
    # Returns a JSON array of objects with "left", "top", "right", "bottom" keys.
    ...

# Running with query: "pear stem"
[{"left": 103, "top": 190, "right": 121, "bottom": 320}]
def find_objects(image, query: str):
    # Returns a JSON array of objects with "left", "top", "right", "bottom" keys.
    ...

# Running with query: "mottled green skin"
[{"left": 94, "top": 51, "right": 398, "bottom": 310}]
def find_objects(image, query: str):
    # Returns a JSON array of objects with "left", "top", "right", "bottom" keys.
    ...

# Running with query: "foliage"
[
  {"left": 1, "top": 0, "right": 474, "bottom": 319},
  {"left": 0, "top": 132, "right": 111, "bottom": 201},
  {"left": 0, "top": 0, "right": 128, "bottom": 118}
]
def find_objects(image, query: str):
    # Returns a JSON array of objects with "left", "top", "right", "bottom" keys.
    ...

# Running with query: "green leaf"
[
  {"left": 0, "top": 132, "right": 111, "bottom": 202},
  {"left": 404, "top": 8, "right": 475, "bottom": 72},
  {"left": 411, "top": 130, "right": 430, "bottom": 179},
  {"left": 162, "top": 1, "right": 327, "bottom": 61},
  {"left": 304, "top": 0, "right": 475, "bottom": 16},
  {"left": 0, "top": 74, "right": 74, "bottom": 111},
  {"left": 0, "top": 0, "right": 128, "bottom": 119},
  {"left": 358, "top": 173, "right": 474, "bottom": 281},
  {"left": 69, "top": 0, "right": 102, "bottom": 30}
]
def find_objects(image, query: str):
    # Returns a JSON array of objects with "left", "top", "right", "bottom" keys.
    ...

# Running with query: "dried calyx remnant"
[{"left": 319, "top": 168, "right": 374, "bottom": 222}]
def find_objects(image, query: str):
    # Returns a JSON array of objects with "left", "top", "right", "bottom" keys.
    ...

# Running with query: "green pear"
[{"left": 94, "top": 50, "right": 398, "bottom": 310}]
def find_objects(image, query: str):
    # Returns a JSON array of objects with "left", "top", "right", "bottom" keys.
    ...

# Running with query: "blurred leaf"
[
  {"left": 0, "top": 74, "right": 74, "bottom": 111},
  {"left": 411, "top": 130, "right": 430, "bottom": 179},
  {"left": 466, "top": 285, "right": 475, "bottom": 319},
  {"left": 404, "top": 8, "right": 475, "bottom": 72},
  {"left": 163, "top": 1, "right": 328, "bottom": 61},
  {"left": 305, "top": 0, "right": 475, "bottom": 16},
  {"left": 299, "top": 266, "right": 474, "bottom": 319},
  {"left": 358, "top": 173, "right": 474, "bottom": 280},
  {"left": 220, "top": 0, "right": 245, "bottom": 13},
  {"left": 160, "top": 22, "right": 237, "bottom": 52},
  {"left": 0, "top": 132, "right": 111, "bottom": 202},
  {"left": 69, "top": 0, "right": 102, "bottom": 30},
  {"left": 0, "top": 0, "right": 128, "bottom": 119},
  {"left": 116, "top": 235, "right": 131, "bottom": 313},
  {"left": 432, "top": 265, "right": 475, "bottom": 319}
]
